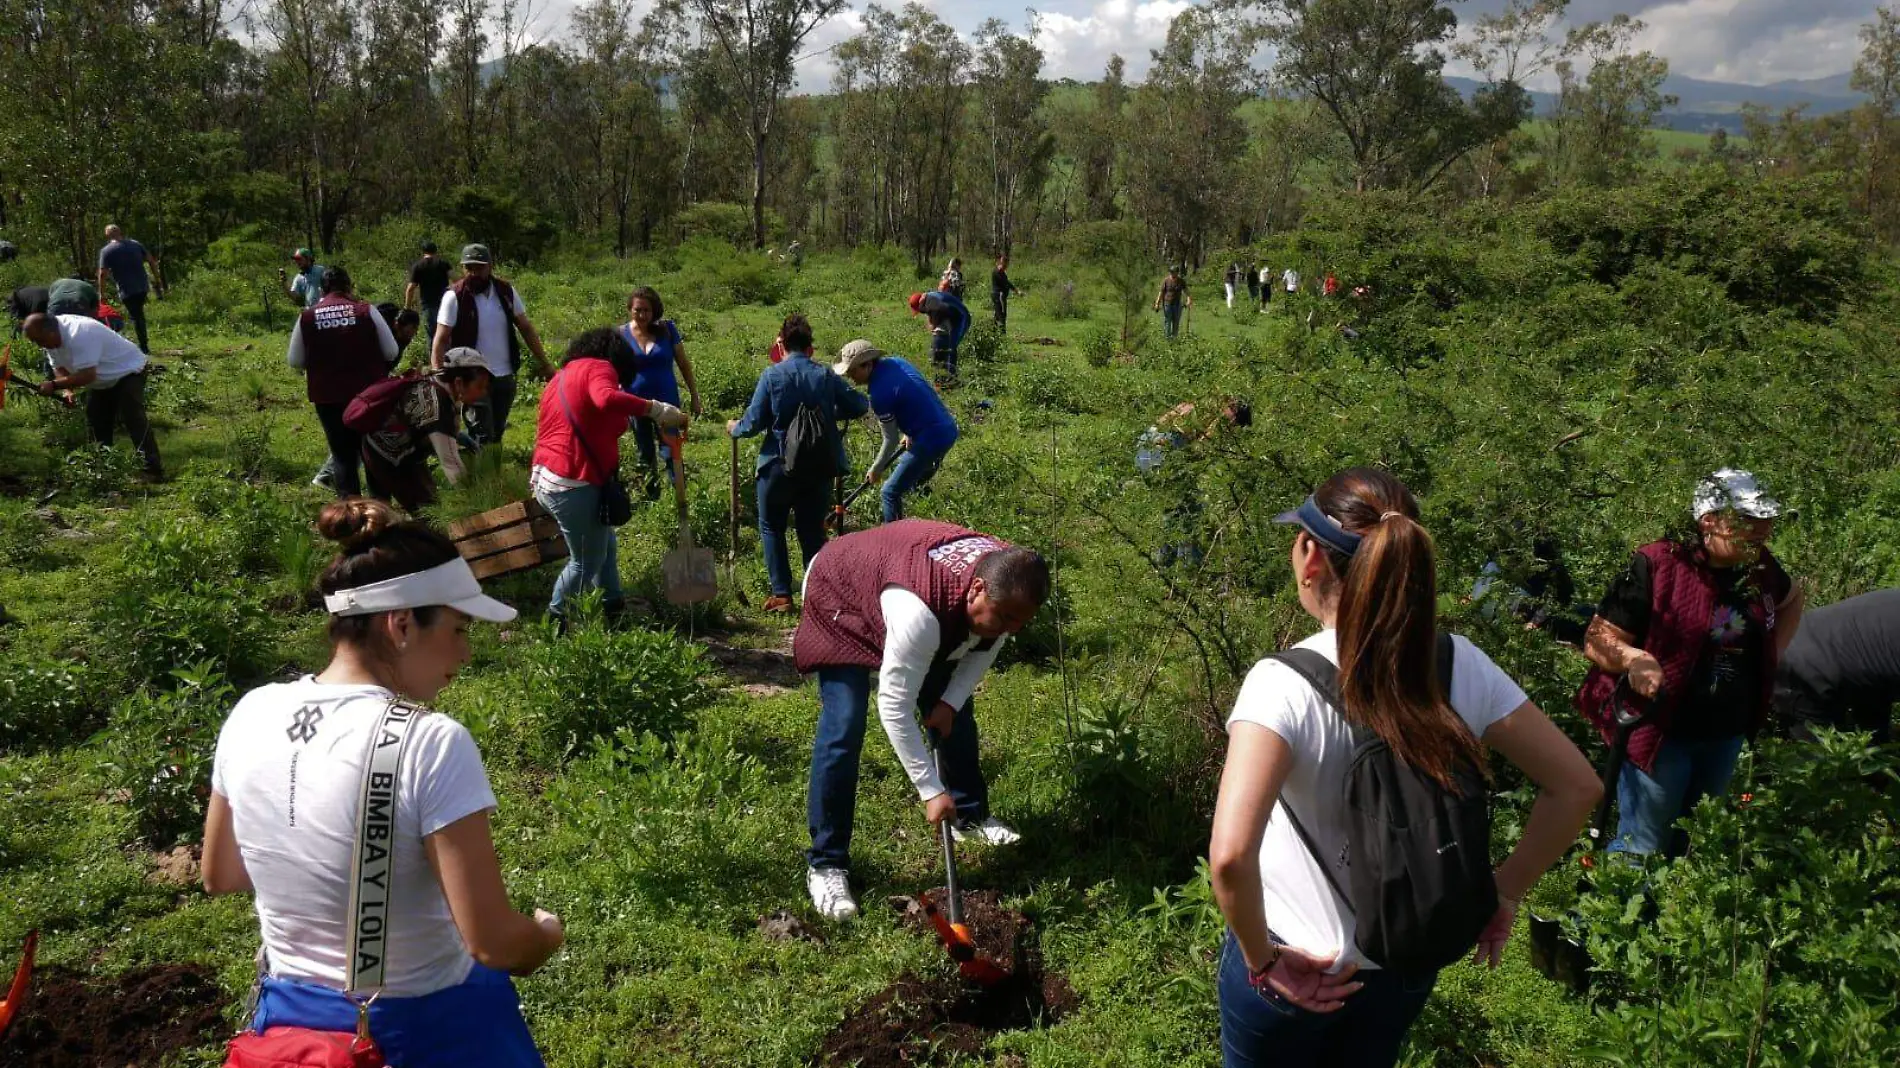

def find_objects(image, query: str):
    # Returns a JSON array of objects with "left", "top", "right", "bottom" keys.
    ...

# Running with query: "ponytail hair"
[{"left": 1311, "top": 468, "right": 1484, "bottom": 791}]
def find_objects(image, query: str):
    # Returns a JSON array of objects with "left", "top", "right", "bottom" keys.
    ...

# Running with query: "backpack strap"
[{"left": 344, "top": 697, "right": 430, "bottom": 996}]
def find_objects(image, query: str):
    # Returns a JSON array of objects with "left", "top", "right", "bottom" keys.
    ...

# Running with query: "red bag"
[
  {"left": 343, "top": 374, "right": 417, "bottom": 433},
  {"left": 225, "top": 1025, "right": 385, "bottom": 1068}
]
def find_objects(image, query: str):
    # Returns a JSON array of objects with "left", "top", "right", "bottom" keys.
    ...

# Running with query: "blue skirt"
[{"left": 251, "top": 964, "right": 544, "bottom": 1068}]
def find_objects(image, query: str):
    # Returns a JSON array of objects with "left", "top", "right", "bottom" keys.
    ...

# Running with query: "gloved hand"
[{"left": 648, "top": 401, "right": 688, "bottom": 429}]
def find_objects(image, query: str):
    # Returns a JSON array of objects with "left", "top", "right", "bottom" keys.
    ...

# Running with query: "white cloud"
[{"left": 1032, "top": 0, "right": 1194, "bottom": 82}]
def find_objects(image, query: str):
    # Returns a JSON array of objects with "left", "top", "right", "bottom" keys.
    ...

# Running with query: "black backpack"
[
  {"left": 1269, "top": 634, "right": 1497, "bottom": 975},
  {"left": 780, "top": 398, "right": 839, "bottom": 487}
]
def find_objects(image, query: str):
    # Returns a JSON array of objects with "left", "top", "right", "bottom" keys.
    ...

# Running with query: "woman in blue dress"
[{"left": 621, "top": 286, "right": 703, "bottom": 498}]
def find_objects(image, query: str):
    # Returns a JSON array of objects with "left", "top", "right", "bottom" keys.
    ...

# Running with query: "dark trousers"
[
  {"left": 312, "top": 402, "right": 364, "bottom": 497},
  {"left": 1776, "top": 676, "right": 1894, "bottom": 744},
  {"left": 85, "top": 371, "right": 161, "bottom": 474},
  {"left": 930, "top": 329, "right": 959, "bottom": 378},
  {"left": 806, "top": 661, "right": 989, "bottom": 871},
  {"left": 1218, "top": 930, "right": 1435, "bottom": 1068},
  {"left": 122, "top": 291, "right": 150, "bottom": 354},
  {"left": 991, "top": 291, "right": 1008, "bottom": 332},
  {"left": 632, "top": 416, "right": 674, "bottom": 498},
  {"left": 757, "top": 462, "right": 830, "bottom": 597},
  {"left": 466, "top": 372, "right": 517, "bottom": 446},
  {"left": 362, "top": 448, "right": 436, "bottom": 514}
]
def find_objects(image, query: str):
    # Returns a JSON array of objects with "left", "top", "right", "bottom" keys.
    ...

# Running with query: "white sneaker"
[
  {"left": 951, "top": 817, "right": 1022, "bottom": 846},
  {"left": 806, "top": 866, "right": 859, "bottom": 921}
]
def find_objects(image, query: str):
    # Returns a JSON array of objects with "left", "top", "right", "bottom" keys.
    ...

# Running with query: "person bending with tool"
[
  {"left": 21, "top": 312, "right": 163, "bottom": 480},
  {"left": 833, "top": 340, "right": 959, "bottom": 524},
  {"left": 1576, "top": 468, "right": 1802, "bottom": 859},
  {"left": 727, "top": 315, "right": 869, "bottom": 613},
  {"left": 792, "top": 521, "right": 1047, "bottom": 920},
  {"left": 907, "top": 290, "right": 971, "bottom": 381}
]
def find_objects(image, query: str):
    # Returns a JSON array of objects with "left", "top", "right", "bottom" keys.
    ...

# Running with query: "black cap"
[{"left": 420, "top": 240, "right": 437, "bottom": 254}]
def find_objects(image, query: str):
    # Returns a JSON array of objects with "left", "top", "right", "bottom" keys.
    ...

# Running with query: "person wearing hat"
[
  {"left": 727, "top": 315, "right": 871, "bottom": 612},
  {"left": 834, "top": 339, "right": 959, "bottom": 524},
  {"left": 202, "top": 497, "right": 560, "bottom": 1067},
  {"left": 405, "top": 240, "right": 452, "bottom": 350},
  {"left": 1155, "top": 266, "right": 1190, "bottom": 339},
  {"left": 1577, "top": 468, "right": 1804, "bottom": 858},
  {"left": 357, "top": 347, "right": 492, "bottom": 513},
  {"left": 290, "top": 266, "right": 400, "bottom": 497},
  {"left": 431, "top": 244, "right": 553, "bottom": 446},
  {"left": 281, "top": 248, "right": 327, "bottom": 309},
  {"left": 906, "top": 289, "right": 971, "bottom": 380}
]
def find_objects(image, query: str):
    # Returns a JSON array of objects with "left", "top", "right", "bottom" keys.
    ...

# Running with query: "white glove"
[{"left": 648, "top": 401, "right": 688, "bottom": 429}]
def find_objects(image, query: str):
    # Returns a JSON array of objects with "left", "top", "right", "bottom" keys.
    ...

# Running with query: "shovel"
[
  {"left": 1584, "top": 680, "right": 1655, "bottom": 858},
  {"left": 919, "top": 747, "right": 1011, "bottom": 987},
  {"left": 0, "top": 930, "right": 37, "bottom": 1040},
  {"left": 661, "top": 430, "right": 718, "bottom": 606},
  {"left": 726, "top": 434, "right": 749, "bottom": 607}
]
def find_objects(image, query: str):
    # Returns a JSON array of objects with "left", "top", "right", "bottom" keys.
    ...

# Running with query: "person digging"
[{"left": 792, "top": 520, "right": 1048, "bottom": 920}]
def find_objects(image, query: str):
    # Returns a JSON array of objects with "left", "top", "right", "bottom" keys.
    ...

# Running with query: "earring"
[{"left": 1299, "top": 578, "right": 1312, "bottom": 589}]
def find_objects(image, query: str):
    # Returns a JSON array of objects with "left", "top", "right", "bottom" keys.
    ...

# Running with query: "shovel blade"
[
  {"left": 0, "top": 930, "right": 38, "bottom": 1039},
  {"left": 663, "top": 545, "right": 719, "bottom": 605},
  {"left": 920, "top": 901, "right": 1011, "bottom": 987}
]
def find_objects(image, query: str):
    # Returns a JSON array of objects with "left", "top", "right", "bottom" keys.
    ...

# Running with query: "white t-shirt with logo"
[
  {"left": 1225, "top": 629, "right": 1527, "bottom": 971},
  {"left": 49, "top": 314, "right": 146, "bottom": 388},
  {"left": 211, "top": 677, "right": 498, "bottom": 997},
  {"left": 436, "top": 286, "right": 528, "bottom": 378}
]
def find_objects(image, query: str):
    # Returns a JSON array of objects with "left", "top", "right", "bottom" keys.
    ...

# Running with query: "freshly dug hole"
[
  {"left": 0, "top": 962, "right": 227, "bottom": 1067},
  {"left": 815, "top": 890, "right": 1077, "bottom": 1067}
]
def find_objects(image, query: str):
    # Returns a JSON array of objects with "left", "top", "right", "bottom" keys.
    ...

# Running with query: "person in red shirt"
[{"left": 530, "top": 328, "right": 687, "bottom": 628}]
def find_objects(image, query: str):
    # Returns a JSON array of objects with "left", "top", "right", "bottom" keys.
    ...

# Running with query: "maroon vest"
[
  {"left": 1576, "top": 539, "right": 1791, "bottom": 773},
  {"left": 299, "top": 294, "right": 387, "bottom": 405},
  {"left": 793, "top": 520, "right": 1010, "bottom": 673},
  {"left": 448, "top": 277, "right": 521, "bottom": 373}
]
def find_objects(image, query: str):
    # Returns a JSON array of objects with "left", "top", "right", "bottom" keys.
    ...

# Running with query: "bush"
[
  {"left": 102, "top": 663, "right": 234, "bottom": 846},
  {"left": 1082, "top": 325, "right": 1117, "bottom": 367},
  {"left": 97, "top": 517, "right": 283, "bottom": 685},
  {"left": 57, "top": 443, "right": 141, "bottom": 499},
  {"left": 0, "top": 661, "right": 104, "bottom": 752}
]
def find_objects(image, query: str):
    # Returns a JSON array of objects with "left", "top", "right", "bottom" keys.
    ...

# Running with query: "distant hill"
[{"left": 1447, "top": 72, "right": 1864, "bottom": 134}]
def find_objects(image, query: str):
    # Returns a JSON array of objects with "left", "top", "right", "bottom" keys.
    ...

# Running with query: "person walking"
[
  {"left": 1775, "top": 588, "right": 1900, "bottom": 744},
  {"left": 1577, "top": 468, "right": 1803, "bottom": 859},
  {"left": 1245, "top": 260, "right": 1260, "bottom": 307},
  {"left": 530, "top": 328, "right": 688, "bottom": 629},
  {"left": 356, "top": 348, "right": 491, "bottom": 513},
  {"left": 282, "top": 248, "right": 326, "bottom": 309},
  {"left": 940, "top": 258, "right": 966, "bottom": 300},
  {"left": 1209, "top": 468, "right": 1600, "bottom": 1068},
  {"left": 1283, "top": 266, "right": 1301, "bottom": 297},
  {"left": 990, "top": 255, "right": 1021, "bottom": 333},
  {"left": 202, "top": 498, "right": 560, "bottom": 1068},
  {"left": 793, "top": 520, "right": 1046, "bottom": 919},
  {"left": 431, "top": 245, "right": 554, "bottom": 447},
  {"left": 619, "top": 286, "right": 703, "bottom": 500},
  {"left": 405, "top": 240, "right": 453, "bottom": 349},
  {"left": 1224, "top": 261, "right": 1242, "bottom": 310},
  {"left": 1155, "top": 266, "right": 1191, "bottom": 340},
  {"left": 288, "top": 267, "right": 399, "bottom": 498},
  {"left": 1258, "top": 264, "right": 1273, "bottom": 311},
  {"left": 21, "top": 312, "right": 163, "bottom": 479},
  {"left": 728, "top": 315, "right": 871, "bottom": 613},
  {"left": 907, "top": 289, "right": 971, "bottom": 381},
  {"left": 834, "top": 340, "right": 959, "bottom": 524},
  {"left": 95, "top": 224, "right": 164, "bottom": 354}
]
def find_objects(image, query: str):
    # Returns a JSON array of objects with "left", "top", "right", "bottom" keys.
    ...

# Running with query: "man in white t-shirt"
[
  {"left": 22, "top": 312, "right": 162, "bottom": 478},
  {"left": 430, "top": 244, "right": 552, "bottom": 446},
  {"left": 1283, "top": 266, "right": 1301, "bottom": 294}
]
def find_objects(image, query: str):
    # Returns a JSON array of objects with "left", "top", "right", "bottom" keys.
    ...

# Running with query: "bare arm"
[
  {"left": 1208, "top": 722, "right": 1292, "bottom": 972},
  {"left": 423, "top": 810, "right": 563, "bottom": 975},
  {"left": 512, "top": 314, "right": 552, "bottom": 375},
  {"left": 403, "top": 282, "right": 419, "bottom": 311},
  {"left": 1481, "top": 702, "right": 1602, "bottom": 904},
  {"left": 45, "top": 366, "right": 99, "bottom": 392},
  {"left": 430, "top": 323, "right": 452, "bottom": 371},
  {"left": 673, "top": 342, "right": 701, "bottom": 415},
  {"left": 1774, "top": 585, "right": 1804, "bottom": 655},
  {"left": 201, "top": 792, "right": 254, "bottom": 895},
  {"left": 1584, "top": 615, "right": 1663, "bottom": 697},
  {"left": 96, "top": 268, "right": 109, "bottom": 295}
]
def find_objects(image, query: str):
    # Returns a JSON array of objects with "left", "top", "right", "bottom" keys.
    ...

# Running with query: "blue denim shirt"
[{"left": 730, "top": 351, "right": 871, "bottom": 472}]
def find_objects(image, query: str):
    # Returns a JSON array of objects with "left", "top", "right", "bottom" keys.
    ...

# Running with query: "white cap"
[
  {"left": 323, "top": 557, "right": 517, "bottom": 622},
  {"left": 832, "top": 339, "right": 884, "bottom": 376},
  {"left": 1693, "top": 468, "right": 1783, "bottom": 520}
]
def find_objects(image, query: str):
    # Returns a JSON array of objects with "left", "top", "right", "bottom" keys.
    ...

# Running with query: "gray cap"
[
  {"left": 440, "top": 346, "right": 489, "bottom": 372},
  {"left": 832, "top": 339, "right": 884, "bottom": 376},
  {"left": 460, "top": 243, "right": 492, "bottom": 265},
  {"left": 1693, "top": 468, "right": 1783, "bottom": 520}
]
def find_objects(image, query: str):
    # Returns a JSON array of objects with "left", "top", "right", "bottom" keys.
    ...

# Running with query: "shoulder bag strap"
[
  {"left": 344, "top": 698, "right": 429, "bottom": 996},
  {"left": 554, "top": 367, "right": 611, "bottom": 487}
]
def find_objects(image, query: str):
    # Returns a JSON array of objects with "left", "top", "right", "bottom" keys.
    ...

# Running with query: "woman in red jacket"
[{"left": 531, "top": 328, "right": 687, "bottom": 628}]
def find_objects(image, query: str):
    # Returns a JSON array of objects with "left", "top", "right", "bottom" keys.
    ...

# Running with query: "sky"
[{"left": 521, "top": 0, "right": 1884, "bottom": 91}]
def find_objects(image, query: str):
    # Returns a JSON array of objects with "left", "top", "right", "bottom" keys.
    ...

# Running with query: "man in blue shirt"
[
  {"left": 95, "top": 225, "right": 164, "bottom": 354},
  {"left": 834, "top": 339, "right": 959, "bottom": 524},
  {"left": 908, "top": 290, "right": 971, "bottom": 381},
  {"left": 280, "top": 248, "right": 326, "bottom": 309},
  {"left": 729, "top": 314, "right": 872, "bottom": 612}
]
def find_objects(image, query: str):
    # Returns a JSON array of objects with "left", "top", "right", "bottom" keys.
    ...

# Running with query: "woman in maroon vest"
[
  {"left": 791, "top": 520, "right": 1049, "bottom": 920},
  {"left": 1578, "top": 468, "right": 1804, "bottom": 858},
  {"left": 288, "top": 267, "right": 398, "bottom": 497}
]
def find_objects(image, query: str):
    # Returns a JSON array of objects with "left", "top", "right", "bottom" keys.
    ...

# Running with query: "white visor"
[{"left": 322, "top": 557, "right": 518, "bottom": 623}]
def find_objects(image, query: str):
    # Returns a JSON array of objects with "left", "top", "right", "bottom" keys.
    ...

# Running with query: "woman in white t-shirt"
[
  {"left": 202, "top": 499, "right": 564, "bottom": 1067},
  {"left": 1208, "top": 468, "right": 1601, "bottom": 1068}
]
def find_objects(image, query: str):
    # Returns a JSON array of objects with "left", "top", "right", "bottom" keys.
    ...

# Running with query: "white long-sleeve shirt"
[
  {"left": 286, "top": 303, "right": 399, "bottom": 371},
  {"left": 877, "top": 586, "right": 1004, "bottom": 800}
]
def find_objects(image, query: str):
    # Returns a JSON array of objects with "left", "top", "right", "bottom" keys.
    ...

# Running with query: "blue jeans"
[
  {"left": 1162, "top": 303, "right": 1182, "bottom": 339},
  {"left": 807, "top": 661, "right": 989, "bottom": 870},
  {"left": 758, "top": 462, "right": 830, "bottom": 597},
  {"left": 1218, "top": 931, "right": 1435, "bottom": 1068},
  {"left": 251, "top": 964, "right": 542, "bottom": 1068},
  {"left": 1609, "top": 733, "right": 1745, "bottom": 859},
  {"left": 535, "top": 482, "right": 621, "bottom": 616},
  {"left": 879, "top": 448, "right": 945, "bottom": 524}
]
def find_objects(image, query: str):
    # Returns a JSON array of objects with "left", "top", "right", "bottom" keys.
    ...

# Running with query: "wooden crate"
[{"left": 448, "top": 499, "right": 568, "bottom": 580}]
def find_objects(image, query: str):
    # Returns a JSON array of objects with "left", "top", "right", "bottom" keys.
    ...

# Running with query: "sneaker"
[
  {"left": 806, "top": 866, "right": 859, "bottom": 921},
  {"left": 951, "top": 817, "right": 1022, "bottom": 846},
  {"left": 310, "top": 470, "right": 334, "bottom": 490}
]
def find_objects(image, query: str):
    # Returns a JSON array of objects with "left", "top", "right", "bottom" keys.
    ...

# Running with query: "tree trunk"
[{"left": 751, "top": 131, "right": 768, "bottom": 249}]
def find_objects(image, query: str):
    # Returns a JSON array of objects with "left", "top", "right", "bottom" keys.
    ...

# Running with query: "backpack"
[
  {"left": 780, "top": 398, "right": 838, "bottom": 487},
  {"left": 1268, "top": 634, "right": 1497, "bottom": 975},
  {"left": 342, "top": 374, "right": 417, "bottom": 434}
]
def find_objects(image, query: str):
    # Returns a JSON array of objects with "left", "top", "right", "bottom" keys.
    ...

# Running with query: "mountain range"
[{"left": 1447, "top": 71, "right": 1864, "bottom": 134}]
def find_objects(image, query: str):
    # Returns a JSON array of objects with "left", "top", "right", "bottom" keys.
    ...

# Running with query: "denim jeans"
[
  {"left": 757, "top": 462, "right": 830, "bottom": 597},
  {"left": 1218, "top": 930, "right": 1435, "bottom": 1068},
  {"left": 1162, "top": 303, "right": 1182, "bottom": 339},
  {"left": 631, "top": 416, "right": 674, "bottom": 498},
  {"left": 930, "top": 329, "right": 959, "bottom": 378},
  {"left": 1609, "top": 733, "right": 1745, "bottom": 859},
  {"left": 806, "top": 661, "right": 989, "bottom": 870},
  {"left": 466, "top": 371, "right": 517, "bottom": 446},
  {"left": 879, "top": 448, "right": 945, "bottom": 524},
  {"left": 536, "top": 482, "right": 621, "bottom": 617}
]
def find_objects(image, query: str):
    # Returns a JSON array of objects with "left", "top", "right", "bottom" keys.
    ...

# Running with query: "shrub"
[
  {"left": 101, "top": 663, "right": 235, "bottom": 846},
  {"left": 1082, "top": 325, "right": 1117, "bottom": 367},
  {"left": 58, "top": 443, "right": 141, "bottom": 499},
  {"left": 0, "top": 661, "right": 104, "bottom": 752},
  {"left": 97, "top": 517, "right": 282, "bottom": 685}
]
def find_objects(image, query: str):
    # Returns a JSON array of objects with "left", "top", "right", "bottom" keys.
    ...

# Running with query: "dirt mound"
[
  {"left": 815, "top": 891, "right": 1076, "bottom": 1067},
  {"left": 0, "top": 963, "right": 228, "bottom": 1068}
]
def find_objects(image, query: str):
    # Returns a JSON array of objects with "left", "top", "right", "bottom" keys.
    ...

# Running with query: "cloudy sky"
[{"left": 525, "top": 0, "right": 1882, "bottom": 90}]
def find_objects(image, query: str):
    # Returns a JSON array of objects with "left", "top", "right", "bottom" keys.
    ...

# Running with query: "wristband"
[{"left": 1246, "top": 946, "right": 1282, "bottom": 989}]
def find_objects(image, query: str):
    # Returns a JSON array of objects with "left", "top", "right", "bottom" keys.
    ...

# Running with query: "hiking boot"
[
  {"left": 806, "top": 866, "right": 859, "bottom": 921},
  {"left": 762, "top": 595, "right": 795, "bottom": 614},
  {"left": 951, "top": 817, "right": 1022, "bottom": 846}
]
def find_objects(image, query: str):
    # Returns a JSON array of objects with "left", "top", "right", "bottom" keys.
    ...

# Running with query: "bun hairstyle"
[
  {"left": 316, "top": 498, "right": 460, "bottom": 643},
  {"left": 1309, "top": 468, "right": 1484, "bottom": 791}
]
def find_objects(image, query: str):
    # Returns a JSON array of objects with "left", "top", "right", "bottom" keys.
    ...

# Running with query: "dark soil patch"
[
  {"left": 815, "top": 891, "right": 1076, "bottom": 1066},
  {"left": 704, "top": 634, "right": 801, "bottom": 695},
  {"left": 0, "top": 962, "right": 227, "bottom": 1067}
]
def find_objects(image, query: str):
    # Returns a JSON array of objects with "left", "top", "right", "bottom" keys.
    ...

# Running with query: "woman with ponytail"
[{"left": 1208, "top": 468, "right": 1601, "bottom": 1067}]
